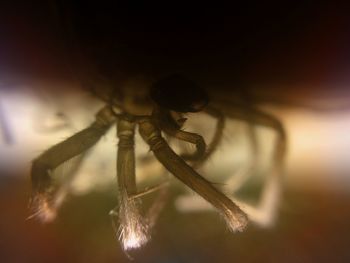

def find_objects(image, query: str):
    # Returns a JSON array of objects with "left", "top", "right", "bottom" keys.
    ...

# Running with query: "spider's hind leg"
[{"left": 29, "top": 106, "right": 116, "bottom": 222}]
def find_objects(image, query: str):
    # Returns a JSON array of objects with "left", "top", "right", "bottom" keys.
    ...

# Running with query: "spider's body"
[
  {"left": 30, "top": 72, "right": 286, "bottom": 250},
  {"left": 150, "top": 74, "right": 209, "bottom": 113},
  {"left": 29, "top": 2, "right": 288, "bottom": 251},
  {"left": 102, "top": 74, "right": 209, "bottom": 118},
  {"left": 109, "top": 77, "right": 155, "bottom": 116}
]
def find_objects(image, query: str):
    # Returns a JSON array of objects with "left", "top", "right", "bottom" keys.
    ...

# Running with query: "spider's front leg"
[
  {"left": 110, "top": 117, "right": 149, "bottom": 251},
  {"left": 30, "top": 106, "right": 116, "bottom": 222},
  {"left": 138, "top": 118, "right": 248, "bottom": 232}
]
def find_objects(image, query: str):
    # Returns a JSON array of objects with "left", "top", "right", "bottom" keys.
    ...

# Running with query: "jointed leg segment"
[
  {"left": 30, "top": 106, "right": 116, "bottom": 222},
  {"left": 111, "top": 117, "right": 149, "bottom": 251},
  {"left": 217, "top": 101, "right": 286, "bottom": 156},
  {"left": 139, "top": 118, "right": 248, "bottom": 232},
  {"left": 193, "top": 106, "right": 226, "bottom": 167},
  {"left": 30, "top": 95, "right": 284, "bottom": 250},
  {"left": 215, "top": 101, "right": 286, "bottom": 226},
  {"left": 153, "top": 108, "right": 206, "bottom": 161}
]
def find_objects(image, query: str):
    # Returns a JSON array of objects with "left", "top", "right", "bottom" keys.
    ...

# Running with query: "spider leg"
[
  {"left": 110, "top": 117, "right": 150, "bottom": 251},
  {"left": 225, "top": 103, "right": 260, "bottom": 191},
  {"left": 38, "top": 153, "right": 86, "bottom": 220},
  {"left": 176, "top": 103, "right": 285, "bottom": 227},
  {"left": 218, "top": 102, "right": 286, "bottom": 165},
  {"left": 138, "top": 118, "right": 248, "bottom": 232},
  {"left": 191, "top": 105, "right": 226, "bottom": 167},
  {"left": 217, "top": 102, "right": 286, "bottom": 227},
  {"left": 29, "top": 106, "right": 116, "bottom": 222},
  {"left": 145, "top": 184, "right": 169, "bottom": 229}
]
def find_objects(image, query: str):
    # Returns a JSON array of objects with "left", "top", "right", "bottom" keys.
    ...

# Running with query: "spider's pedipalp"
[
  {"left": 153, "top": 108, "right": 206, "bottom": 161},
  {"left": 194, "top": 106, "right": 226, "bottom": 167}
]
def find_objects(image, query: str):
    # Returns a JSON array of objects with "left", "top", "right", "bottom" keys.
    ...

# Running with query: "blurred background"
[{"left": 1, "top": 1, "right": 350, "bottom": 262}]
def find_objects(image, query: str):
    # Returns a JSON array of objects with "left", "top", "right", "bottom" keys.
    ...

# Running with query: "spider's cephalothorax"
[
  {"left": 29, "top": 74, "right": 286, "bottom": 251},
  {"left": 102, "top": 74, "right": 209, "bottom": 117},
  {"left": 150, "top": 74, "right": 209, "bottom": 113}
]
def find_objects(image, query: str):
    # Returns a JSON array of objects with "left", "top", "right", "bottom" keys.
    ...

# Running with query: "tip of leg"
[
  {"left": 112, "top": 195, "right": 150, "bottom": 251},
  {"left": 224, "top": 209, "right": 249, "bottom": 232},
  {"left": 28, "top": 193, "right": 57, "bottom": 223}
]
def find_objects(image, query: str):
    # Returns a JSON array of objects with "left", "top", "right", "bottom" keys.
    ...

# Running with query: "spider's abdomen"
[{"left": 150, "top": 75, "right": 209, "bottom": 113}]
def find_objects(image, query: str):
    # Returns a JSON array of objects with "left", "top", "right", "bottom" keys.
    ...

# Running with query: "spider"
[{"left": 29, "top": 73, "right": 286, "bottom": 251}]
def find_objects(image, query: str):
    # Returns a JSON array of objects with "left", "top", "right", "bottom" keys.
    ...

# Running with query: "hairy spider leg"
[
  {"left": 110, "top": 117, "right": 150, "bottom": 251},
  {"left": 175, "top": 103, "right": 260, "bottom": 207},
  {"left": 192, "top": 106, "right": 226, "bottom": 167},
  {"left": 29, "top": 106, "right": 116, "bottom": 222},
  {"left": 138, "top": 118, "right": 248, "bottom": 232},
  {"left": 176, "top": 102, "right": 286, "bottom": 227},
  {"left": 224, "top": 98, "right": 261, "bottom": 192},
  {"left": 44, "top": 153, "right": 86, "bottom": 218},
  {"left": 111, "top": 116, "right": 171, "bottom": 251},
  {"left": 218, "top": 102, "right": 286, "bottom": 169},
  {"left": 218, "top": 102, "right": 287, "bottom": 227}
]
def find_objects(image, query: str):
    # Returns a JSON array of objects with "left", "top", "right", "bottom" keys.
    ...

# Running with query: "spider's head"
[
  {"left": 108, "top": 76, "right": 155, "bottom": 116},
  {"left": 150, "top": 75, "right": 209, "bottom": 113}
]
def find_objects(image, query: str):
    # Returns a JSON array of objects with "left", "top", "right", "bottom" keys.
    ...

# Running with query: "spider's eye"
[{"left": 150, "top": 75, "right": 209, "bottom": 113}]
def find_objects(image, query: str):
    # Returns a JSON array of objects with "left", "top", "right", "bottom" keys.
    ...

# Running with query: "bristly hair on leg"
[
  {"left": 27, "top": 192, "right": 57, "bottom": 223},
  {"left": 110, "top": 191, "right": 150, "bottom": 251},
  {"left": 28, "top": 154, "right": 86, "bottom": 223}
]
